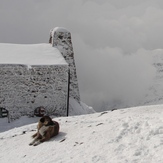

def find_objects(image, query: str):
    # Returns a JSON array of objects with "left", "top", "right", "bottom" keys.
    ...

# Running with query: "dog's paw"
[
  {"left": 29, "top": 140, "right": 36, "bottom": 146},
  {"left": 29, "top": 142, "right": 34, "bottom": 146},
  {"left": 33, "top": 141, "right": 41, "bottom": 146}
]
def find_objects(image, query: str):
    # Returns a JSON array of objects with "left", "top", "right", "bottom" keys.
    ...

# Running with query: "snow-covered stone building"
[{"left": 0, "top": 27, "right": 81, "bottom": 119}]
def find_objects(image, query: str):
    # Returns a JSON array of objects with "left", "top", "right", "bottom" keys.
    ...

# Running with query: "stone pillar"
[{"left": 50, "top": 27, "right": 80, "bottom": 102}]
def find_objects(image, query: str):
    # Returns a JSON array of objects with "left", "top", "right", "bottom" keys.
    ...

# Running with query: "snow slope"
[
  {"left": 1, "top": 105, "right": 163, "bottom": 163},
  {"left": 140, "top": 50, "right": 163, "bottom": 106},
  {"left": 69, "top": 97, "right": 95, "bottom": 116}
]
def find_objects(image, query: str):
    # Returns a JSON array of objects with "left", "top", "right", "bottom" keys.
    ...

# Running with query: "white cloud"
[{"left": 74, "top": 35, "right": 155, "bottom": 110}]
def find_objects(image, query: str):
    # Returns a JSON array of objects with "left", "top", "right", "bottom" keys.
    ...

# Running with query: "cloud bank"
[{"left": 1, "top": 0, "right": 162, "bottom": 111}]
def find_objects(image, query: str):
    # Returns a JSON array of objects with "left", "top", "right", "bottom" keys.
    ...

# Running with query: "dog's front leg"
[
  {"left": 32, "top": 136, "right": 47, "bottom": 146},
  {"left": 29, "top": 133, "right": 41, "bottom": 146},
  {"left": 32, "top": 133, "right": 37, "bottom": 138},
  {"left": 40, "top": 132, "right": 51, "bottom": 143},
  {"left": 29, "top": 138, "right": 37, "bottom": 146}
]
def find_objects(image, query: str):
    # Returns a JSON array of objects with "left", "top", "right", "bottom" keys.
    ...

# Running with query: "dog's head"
[{"left": 37, "top": 116, "right": 54, "bottom": 129}]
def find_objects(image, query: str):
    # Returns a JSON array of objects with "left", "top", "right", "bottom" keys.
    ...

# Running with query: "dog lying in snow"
[{"left": 29, "top": 116, "right": 59, "bottom": 146}]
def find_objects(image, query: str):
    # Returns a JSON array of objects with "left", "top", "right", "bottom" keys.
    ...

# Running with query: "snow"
[
  {"left": 140, "top": 50, "right": 163, "bottom": 106},
  {"left": 52, "top": 27, "right": 69, "bottom": 34},
  {"left": 68, "top": 98, "right": 95, "bottom": 116},
  {"left": 1, "top": 105, "right": 163, "bottom": 162},
  {"left": 0, "top": 43, "right": 67, "bottom": 66}
]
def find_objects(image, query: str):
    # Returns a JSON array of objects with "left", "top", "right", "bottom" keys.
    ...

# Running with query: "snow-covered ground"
[{"left": 1, "top": 105, "right": 163, "bottom": 163}]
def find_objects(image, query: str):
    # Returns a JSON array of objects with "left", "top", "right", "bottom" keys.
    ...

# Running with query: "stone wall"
[
  {"left": 0, "top": 64, "right": 69, "bottom": 118},
  {"left": 0, "top": 27, "right": 81, "bottom": 120},
  {"left": 51, "top": 27, "right": 80, "bottom": 103}
]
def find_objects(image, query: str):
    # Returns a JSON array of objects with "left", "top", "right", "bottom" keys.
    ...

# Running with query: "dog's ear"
[
  {"left": 40, "top": 117, "right": 45, "bottom": 123},
  {"left": 47, "top": 120, "right": 54, "bottom": 126}
]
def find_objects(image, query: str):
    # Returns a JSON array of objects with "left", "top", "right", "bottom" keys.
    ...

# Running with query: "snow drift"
[{"left": 1, "top": 105, "right": 163, "bottom": 162}]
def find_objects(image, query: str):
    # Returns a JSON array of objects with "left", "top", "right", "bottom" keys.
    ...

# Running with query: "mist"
[{"left": 1, "top": 0, "right": 162, "bottom": 111}]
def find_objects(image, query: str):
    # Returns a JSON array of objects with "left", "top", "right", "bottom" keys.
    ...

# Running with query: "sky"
[
  {"left": 1, "top": 0, "right": 163, "bottom": 111},
  {"left": 1, "top": 104, "right": 163, "bottom": 162}
]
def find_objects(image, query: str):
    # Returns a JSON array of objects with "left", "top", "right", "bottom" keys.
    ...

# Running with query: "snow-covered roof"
[{"left": 0, "top": 43, "right": 67, "bottom": 66}]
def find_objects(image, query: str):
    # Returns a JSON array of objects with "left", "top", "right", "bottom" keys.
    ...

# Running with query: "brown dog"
[{"left": 29, "top": 116, "right": 59, "bottom": 146}]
